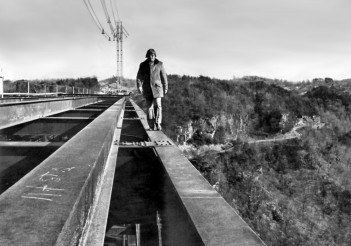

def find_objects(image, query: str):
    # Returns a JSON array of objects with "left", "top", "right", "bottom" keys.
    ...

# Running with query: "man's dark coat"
[{"left": 136, "top": 58, "right": 168, "bottom": 100}]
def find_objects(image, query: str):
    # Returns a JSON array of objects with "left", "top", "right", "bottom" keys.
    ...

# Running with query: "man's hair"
[{"left": 145, "top": 48, "right": 157, "bottom": 58}]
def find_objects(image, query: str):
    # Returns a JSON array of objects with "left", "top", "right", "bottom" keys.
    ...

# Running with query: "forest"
[
  {"left": 132, "top": 75, "right": 351, "bottom": 246},
  {"left": 3, "top": 77, "right": 100, "bottom": 93}
]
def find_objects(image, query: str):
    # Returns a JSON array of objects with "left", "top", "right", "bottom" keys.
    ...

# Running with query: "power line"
[
  {"left": 112, "top": 0, "right": 120, "bottom": 22},
  {"left": 83, "top": 0, "right": 103, "bottom": 30},
  {"left": 83, "top": 0, "right": 101, "bottom": 31},
  {"left": 100, "top": 0, "right": 110, "bottom": 23},
  {"left": 109, "top": 0, "right": 118, "bottom": 24},
  {"left": 82, "top": 0, "right": 129, "bottom": 87},
  {"left": 100, "top": 0, "right": 114, "bottom": 34},
  {"left": 83, "top": 0, "right": 111, "bottom": 40}
]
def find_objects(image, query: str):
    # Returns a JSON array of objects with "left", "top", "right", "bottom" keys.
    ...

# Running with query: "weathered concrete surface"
[
  {"left": 0, "top": 98, "right": 41, "bottom": 103},
  {"left": 129, "top": 100, "right": 150, "bottom": 130},
  {"left": 0, "top": 141, "right": 64, "bottom": 147},
  {"left": 0, "top": 97, "right": 101, "bottom": 129},
  {"left": 129, "top": 99, "right": 266, "bottom": 246},
  {"left": 79, "top": 109, "right": 124, "bottom": 246},
  {"left": 44, "top": 116, "right": 93, "bottom": 120},
  {"left": 0, "top": 97, "right": 125, "bottom": 246},
  {"left": 155, "top": 147, "right": 266, "bottom": 246}
]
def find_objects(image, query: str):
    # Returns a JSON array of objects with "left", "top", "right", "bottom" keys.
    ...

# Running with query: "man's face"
[{"left": 148, "top": 54, "right": 156, "bottom": 62}]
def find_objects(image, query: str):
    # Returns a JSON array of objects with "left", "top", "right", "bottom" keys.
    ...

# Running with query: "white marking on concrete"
[
  {"left": 39, "top": 171, "right": 61, "bottom": 182},
  {"left": 26, "top": 185, "right": 65, "bottom": 191},
  {"left": 52, "top": 167, "right": 76, "bottom": 172},
  {"left": 27, "top": 193, "right": 62, "bottom": 197},
  {"left": 21, "top": 196, "right": 53, "bottom": 201}
]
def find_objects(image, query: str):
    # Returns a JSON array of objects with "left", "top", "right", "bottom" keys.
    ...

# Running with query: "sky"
[{"left": 0, "top": 0, "right": 351, "bottom": 82}]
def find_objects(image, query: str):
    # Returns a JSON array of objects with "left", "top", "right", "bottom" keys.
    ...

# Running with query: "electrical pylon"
[{"left": 114, "top": 21, "right": 129, "bottom": 87}]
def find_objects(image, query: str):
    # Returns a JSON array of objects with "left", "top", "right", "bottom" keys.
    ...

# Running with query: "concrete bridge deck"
[{"left": 0, "top": 96, "right": 266, "bottom": 245}]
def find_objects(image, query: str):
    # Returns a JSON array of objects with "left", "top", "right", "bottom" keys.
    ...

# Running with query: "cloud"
[{"left": 0, "top": 0, "right": 351, "bottom": 81}]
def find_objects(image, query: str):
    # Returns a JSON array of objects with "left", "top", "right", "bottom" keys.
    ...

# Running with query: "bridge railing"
[{"left": 1, "top": 84, "right": 98, "bottom": 98}]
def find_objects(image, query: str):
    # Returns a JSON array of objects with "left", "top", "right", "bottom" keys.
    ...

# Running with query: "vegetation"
[
  {"left": 3, "top": 77, "right": 100, "bottom": 93},
  {"left": 99, "top": 76, "right": 136, "bottom": 89},
  {"left": 133, "top": 75, "right": 351, "bottom": 245},
  {"left": 153, "top": 75, "right": 317, "bottom": 140}
]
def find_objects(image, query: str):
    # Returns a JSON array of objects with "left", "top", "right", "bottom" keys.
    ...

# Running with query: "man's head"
[{"left": 146, "top": 48, "right": 156, "bottom": 62}]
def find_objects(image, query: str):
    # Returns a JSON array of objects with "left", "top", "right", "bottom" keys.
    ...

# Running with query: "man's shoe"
[{"left": 156, "top": 123, "right": 162, "bottom": 131}]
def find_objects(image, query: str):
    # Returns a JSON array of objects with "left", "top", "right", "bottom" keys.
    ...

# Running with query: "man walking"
[{"left": 137, "top": 48, "right": 168, "bottom": 130}]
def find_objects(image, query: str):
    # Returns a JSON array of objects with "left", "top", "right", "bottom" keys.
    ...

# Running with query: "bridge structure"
[{"left": 0, "top": 95, "right": 266, "bottom": 246}]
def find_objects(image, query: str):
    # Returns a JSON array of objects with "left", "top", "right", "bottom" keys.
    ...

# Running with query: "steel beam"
[
  {"left": 43, "top": 117, "right": 93, "bottom": 120},
  {"left": 0, "top": 97, "right": 126, "bottom": 246},
  {"left": 0, "top": 141, "right": 64, "bottom": 147},
  {"left": 129, "top": 99, "right": 266, "bottom": 246},
  {"left": 0, "top": 97, "right": 102, "bottom": 130}
]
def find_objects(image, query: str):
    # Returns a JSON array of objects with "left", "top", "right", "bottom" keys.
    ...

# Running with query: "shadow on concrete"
[
  {"left": 0, "top": 118, "right": 93, "bottom": 142},
  {"left": 105, "top": 148, "right": 204, "bottom": 246},
  {"left": 0, "top": 146, "right": 59, "bottom": 194},
  {"left": 119, "top": 120, "right": 149, "bottom": 142}
]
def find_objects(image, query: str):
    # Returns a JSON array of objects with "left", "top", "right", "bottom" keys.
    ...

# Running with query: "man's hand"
[
  {"left": 164, "top": 89, "right": 168, "bottom": 95},
  {"left": 138, "top": 87, "right": 143, "bottom": 94}
]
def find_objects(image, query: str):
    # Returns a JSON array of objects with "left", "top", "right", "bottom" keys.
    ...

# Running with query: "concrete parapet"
[
  {"left": 0, "top": 98, "right": 125, "bottom": 245},
  {"left": 0, "top": 97, "right": 101, "bottom": 129}
]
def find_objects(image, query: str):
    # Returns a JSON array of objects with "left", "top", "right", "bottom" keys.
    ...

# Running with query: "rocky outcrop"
[{"left": 174, "top": 113, "right": 249, "bottom": 144}]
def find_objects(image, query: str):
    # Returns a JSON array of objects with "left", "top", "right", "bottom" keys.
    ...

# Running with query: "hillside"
[
  {"left": 159, "top": 75, "right": 318, "bottom": 142},
  {"left": 98, "top": 77, "right": 136, "bottom": 92},
  {"left": 132, "top": 75, "right": 351, "bottom": 246}
]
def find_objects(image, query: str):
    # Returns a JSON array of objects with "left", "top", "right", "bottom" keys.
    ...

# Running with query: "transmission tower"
[
  {"left": 114, "top": 21, "right": 129, "bottom": 85},
  {"left": 83, "top": 0, "right": 129, "bottom": 92}
]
